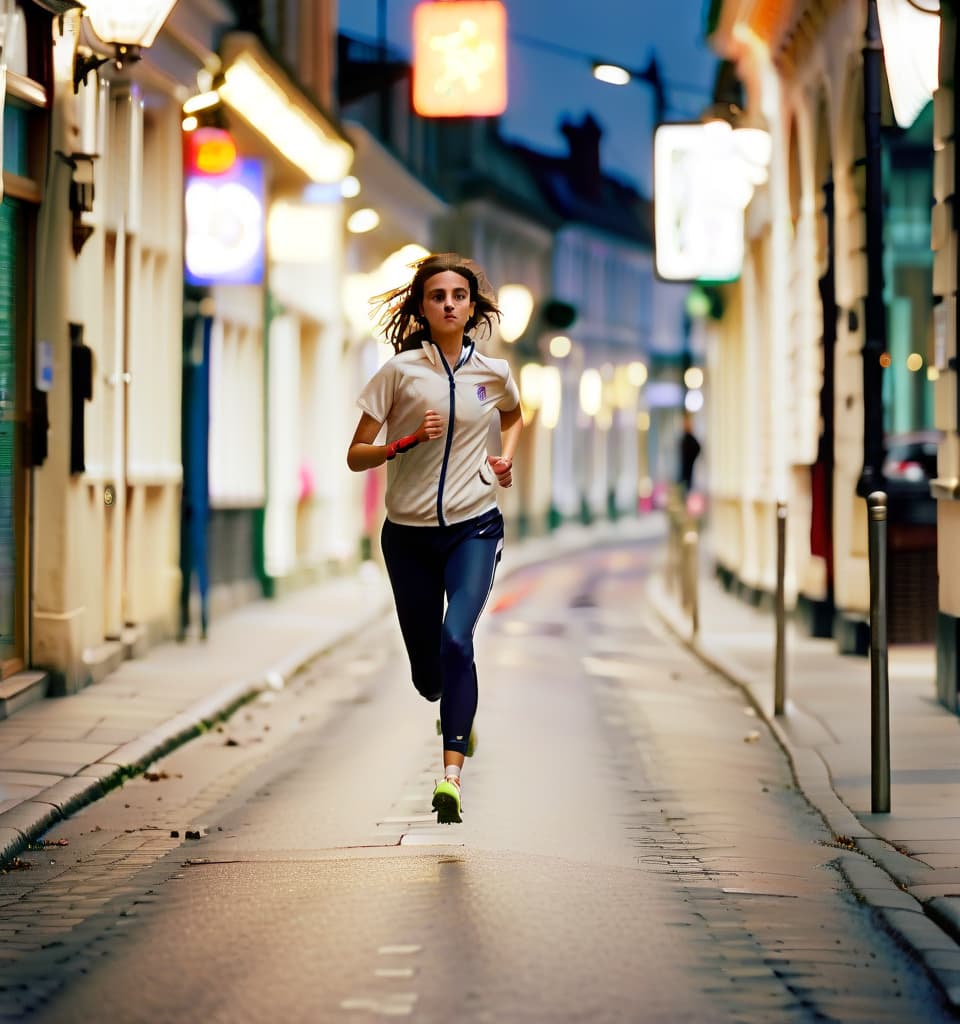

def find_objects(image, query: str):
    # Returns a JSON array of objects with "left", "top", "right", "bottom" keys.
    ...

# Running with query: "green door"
[{"left": 0, "top": 196, "right": 25, "bottom": 673}]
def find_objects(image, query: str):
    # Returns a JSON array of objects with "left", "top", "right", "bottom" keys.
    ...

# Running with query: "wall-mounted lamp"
[
  {"left": 29, "top": 0, "right": 179, "bottom": 91},
  {"left": 55, "top": 149, "right": 97, "bottom": 254}
]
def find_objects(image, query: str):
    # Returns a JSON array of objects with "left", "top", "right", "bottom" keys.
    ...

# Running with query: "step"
[{"left": 0, "top": 671, "right": 49, "bottom": 720}]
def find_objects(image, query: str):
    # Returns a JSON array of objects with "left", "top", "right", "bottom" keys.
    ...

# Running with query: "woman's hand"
[
  {"left": 417, "top": 409, "right": 445, "bottom": 443},
  {"left": 486, "top": 455, "right": 513, "bottom": 488}
]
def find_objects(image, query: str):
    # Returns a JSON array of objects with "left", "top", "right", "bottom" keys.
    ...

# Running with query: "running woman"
[{"left": 347, "top": 253, "right": 523, "bottom": 823}]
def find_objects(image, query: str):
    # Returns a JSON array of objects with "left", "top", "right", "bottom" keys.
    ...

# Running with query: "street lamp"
[{"left": 591, "top": 53, "right": 665, "bottom": 126}]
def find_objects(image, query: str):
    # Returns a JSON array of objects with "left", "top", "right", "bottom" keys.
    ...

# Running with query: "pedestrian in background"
[
  {"left": 679, "top": 412, "right": 701, "bottom": 497},
  {"left": 347, "top": 253, "right": 523, "bottom": 824}
]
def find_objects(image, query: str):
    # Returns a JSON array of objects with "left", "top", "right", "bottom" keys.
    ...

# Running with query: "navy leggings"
[{"left": 381, "top": 508, "right": 503, "bottom": 756}]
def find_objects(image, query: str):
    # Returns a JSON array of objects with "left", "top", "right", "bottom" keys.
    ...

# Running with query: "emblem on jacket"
[{"left": 476, "top": 385, "right": 487, "bottom": 401}]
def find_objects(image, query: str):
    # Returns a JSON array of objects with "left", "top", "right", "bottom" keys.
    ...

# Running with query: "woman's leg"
[
  {"left": 381, "top": 520, "right": 445, "bottom": 701},
  {"left": 438, "top": 532, "right": 502, "bottom": 759}
]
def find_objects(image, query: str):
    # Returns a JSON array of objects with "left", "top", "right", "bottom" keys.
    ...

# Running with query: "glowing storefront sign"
[
  {"left": 412, "top": 1, "right": 507, "bottom": 117},
  {"left": 185, "top": 158, "right": 265, "bottom": 286},
  {"left": 654, "top": 122, "right": 752, "bottom": 283}
]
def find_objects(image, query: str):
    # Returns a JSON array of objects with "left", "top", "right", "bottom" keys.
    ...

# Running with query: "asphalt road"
[{"left": 0, "top": 541, "right": 955, "bottom": 1022}]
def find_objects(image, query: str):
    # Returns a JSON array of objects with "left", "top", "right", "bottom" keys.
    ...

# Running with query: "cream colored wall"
[
  {"left": 775, "top": 4, "right": 871, "bottom": 616},
  {"left": 32, "top": 18, "right": 88, "bottom": 686},
  {"left": 32, "top": 21, "right": 185, "bottom": 686},
  {"left": 708, "top": 0, "right": 873, "bottom": 616},
  {"left": 124, "top": 100, "right": 183, "bottom": 640},
  {"left": 707, "top": 286, "right": 743, "bottom": 574}
]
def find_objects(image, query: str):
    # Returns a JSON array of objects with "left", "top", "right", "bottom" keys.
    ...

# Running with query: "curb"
[{"left": 646, "top": 572, "right": 960, "bottom": 1011}]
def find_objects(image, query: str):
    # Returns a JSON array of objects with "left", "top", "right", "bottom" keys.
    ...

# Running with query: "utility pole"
[{"left": 858, "top": 0, "right": 887, "bottom": 497}]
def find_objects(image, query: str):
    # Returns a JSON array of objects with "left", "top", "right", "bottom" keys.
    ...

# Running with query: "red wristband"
[{"left": 385, "top": 433, "right": 420, "bottom": 460}]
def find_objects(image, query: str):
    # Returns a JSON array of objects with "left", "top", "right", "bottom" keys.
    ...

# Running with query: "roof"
[{"left": 505, "top": 136, "right": 653, "bottom": 248}]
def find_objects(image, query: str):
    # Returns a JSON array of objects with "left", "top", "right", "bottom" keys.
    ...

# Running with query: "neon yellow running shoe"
[
  {"left": 435, "top": 718, "right": 477, "bottom": 757},
  {"left": 432, "top": 778, "right": 462, "bottom": 824}
]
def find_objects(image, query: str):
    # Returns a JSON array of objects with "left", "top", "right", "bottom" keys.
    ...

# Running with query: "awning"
[{"left": 217, "top": 32, "right": 353, "bottom": 189}]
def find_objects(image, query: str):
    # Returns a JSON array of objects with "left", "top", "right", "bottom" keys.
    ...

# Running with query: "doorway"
[{"left": 0, "top": 196, "right": 30, "bottom": 677}]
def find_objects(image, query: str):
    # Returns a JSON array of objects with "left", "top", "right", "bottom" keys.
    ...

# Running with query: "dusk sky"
[{"left": 335, "top": 0, "right": 719, "bottom": 196}]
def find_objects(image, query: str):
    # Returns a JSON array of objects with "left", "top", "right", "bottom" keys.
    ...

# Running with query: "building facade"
[
  {"left": 704, "top": 0, "right": 957, "bottom": 702},
  {"left": 19, "top": 1, "right": 235, "bottom": 696},
  {"left": 1, "top": 0, "right": 355, "bottom": 704}
]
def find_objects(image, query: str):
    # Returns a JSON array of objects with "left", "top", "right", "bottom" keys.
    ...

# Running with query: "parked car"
[{"left": 883, "top": 430, "right": 940, "bottom": 525}]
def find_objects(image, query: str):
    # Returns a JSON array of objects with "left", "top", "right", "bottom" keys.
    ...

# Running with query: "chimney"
[{"left": 561, "top": 113, "right": 603, "bottom": 199}]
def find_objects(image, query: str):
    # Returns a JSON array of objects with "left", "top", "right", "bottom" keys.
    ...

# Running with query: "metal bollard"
[
  {"left": 682, "top": 525, "right": 699, "bottom": 637},
  {"left": 867, "top": 491, "right": 890, "bottom": 813},
  {"left": 774, "top": 501, "right": 787, "bottom": 716}
]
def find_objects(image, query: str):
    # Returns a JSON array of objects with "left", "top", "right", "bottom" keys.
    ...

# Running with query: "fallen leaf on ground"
[{"left": 3, "top": 858, "right": 32, "bottom": 871}]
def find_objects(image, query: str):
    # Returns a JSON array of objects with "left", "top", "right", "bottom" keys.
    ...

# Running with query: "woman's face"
[{"left": 419, "top": 270, "right": 475, "bottom": 340}]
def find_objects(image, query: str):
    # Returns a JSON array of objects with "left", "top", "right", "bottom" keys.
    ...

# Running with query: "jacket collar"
[{"left": 422, "top": 336, "right": 475, "bottom": 370}]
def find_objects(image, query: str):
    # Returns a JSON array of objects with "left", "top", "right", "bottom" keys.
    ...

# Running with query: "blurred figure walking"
[{"left": 679, "top": 412, "right": 701, "bottom": 497}]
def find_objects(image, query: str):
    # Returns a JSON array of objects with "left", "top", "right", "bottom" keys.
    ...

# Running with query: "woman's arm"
[
  {"left": 486, "top": 404, "right": 524, "bottom": 488},
  {"left": 346, "top": 410, "right": 444, "bottom": 471},
  {"left": 499, "top": 404, "right": 523, "bottom": 462}
]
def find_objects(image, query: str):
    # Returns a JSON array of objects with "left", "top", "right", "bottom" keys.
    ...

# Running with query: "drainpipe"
[{"left": 858, "top": 0, "right": 887, "bottom": 497}]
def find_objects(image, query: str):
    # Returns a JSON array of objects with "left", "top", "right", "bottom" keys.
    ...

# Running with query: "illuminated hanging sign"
[
  {"left": 185, "top": 126, "right": 238, "bottom": 176},
  {"left": 654, "top": 122, "right": 752, "bottom": 283},
  {"left": 877, "top": 0, "right": 940, "bottom": 128},
  {"left": 412, "top": 1, "right": 507, "bottom": 117},
  {"left": 185, "top": 150, "right": 266, "bottom": 287}
]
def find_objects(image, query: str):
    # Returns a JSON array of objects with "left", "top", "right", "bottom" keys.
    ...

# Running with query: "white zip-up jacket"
[{"left": 357, "top": 338, "right": 520, "bottom": 527}]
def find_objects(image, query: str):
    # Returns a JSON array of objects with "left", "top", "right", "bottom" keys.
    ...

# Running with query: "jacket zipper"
[
  {"left": 436, "top": 348, "right": 456, "bottom": 526},
  {"left": 434, "top": 341, "right": 472, "bottom": 526}
]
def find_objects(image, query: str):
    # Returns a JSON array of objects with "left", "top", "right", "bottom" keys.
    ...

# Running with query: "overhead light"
[
  {"left": 593, "top": 63, "right": 631, "bottom": 86},
  {"left": 340, "top": 175, "right": 361, "bottom": 199},
  {"left": 627, "top": 361, "right": 647, "bottom": 387},
  {"left": 347, "top": 207, "right": 380, "bottom": 234},
  {"left": 183, "top": 90, "right": 221, "bottom": 115},
  {"left": 520, "top": 363, "right": 545, "bottom": 412},
  {"left": 684, "top": 366, "right": 704, "bottom": 390},
  {"left": 540, "top": 366, "right": 562, "bottom": 430},
  {"left": 219, "top": 52, "right": 353, "bottom": 183},
  {"left": 497, "top": 284, "right": 534, "bottom": 342},
  {"left": 549, "top": 335, "right": 572, "bottom": 358},
  {"left": 684, "top": 390, "right": 704, "bottom": 413},
  {"left": 579, "top": 369, "right": 603, "bottom": 418}
]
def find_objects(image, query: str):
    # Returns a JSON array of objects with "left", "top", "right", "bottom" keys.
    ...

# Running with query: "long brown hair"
[{"left": 370, "top": 253, "right": 501, "bottom": 354}]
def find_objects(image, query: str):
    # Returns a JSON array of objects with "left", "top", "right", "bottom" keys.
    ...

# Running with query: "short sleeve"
[
  {"left": 356, "top": 360, "right": 397, "bottom": 424},
  {"left": 496, "top": 362, "right": 520, "bottom": 411}
]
